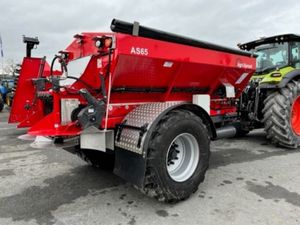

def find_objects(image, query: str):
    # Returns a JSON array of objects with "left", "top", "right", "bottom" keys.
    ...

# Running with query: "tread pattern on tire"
[
  {"left": 142, "top": 109, "right": 210, "bottom": 202},
  {"left": 262, "top": 81, "right": 300, "bottom": 148}
]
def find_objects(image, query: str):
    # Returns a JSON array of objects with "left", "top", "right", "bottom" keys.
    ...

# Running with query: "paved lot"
[{"left": 0, "top": 109, "right": 300, "bottom": 225}]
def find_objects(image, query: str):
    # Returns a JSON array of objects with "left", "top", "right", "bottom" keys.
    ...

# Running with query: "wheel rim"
[
  {"left": 166, "top": 133, "right": 199, "bottom": 182},
  {"left": 291, "top": 96, "right": 300, "bottom": 135}
]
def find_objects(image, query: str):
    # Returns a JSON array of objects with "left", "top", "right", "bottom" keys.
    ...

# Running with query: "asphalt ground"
[{"left": 0, "top": 108, "right": 300, "bottom": 225}]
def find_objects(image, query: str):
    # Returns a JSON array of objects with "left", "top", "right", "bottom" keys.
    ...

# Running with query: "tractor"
[{"left": 238, "top": 34, "right": 300, "bottom": 148}]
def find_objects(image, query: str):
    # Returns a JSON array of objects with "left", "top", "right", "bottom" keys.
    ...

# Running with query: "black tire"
[
  {"left": 143, "top": 109, "right": 210, "bottom": 202},
  {"left": 262, "top": 81, "right": 300, "bottom": 148},
  {"left": 75, "top": 147, "right": 115, "bottom": 170}
]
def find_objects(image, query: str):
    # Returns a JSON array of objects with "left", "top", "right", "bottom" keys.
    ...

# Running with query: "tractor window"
[
  {"left": 254, "top": 42, "right": 288, "bottom": 72},
  {"left": 291, "top": 42, "right": 300, "bottom": 69}
]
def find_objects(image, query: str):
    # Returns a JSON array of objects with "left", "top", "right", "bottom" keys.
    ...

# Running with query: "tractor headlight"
[{"left": 270, "top": 72, "right": 282, "bottom": 78}]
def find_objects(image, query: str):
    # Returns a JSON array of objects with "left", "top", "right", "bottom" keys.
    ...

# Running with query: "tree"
[{"left": 3, "top": 59, "right": 20, "bottom": 76}]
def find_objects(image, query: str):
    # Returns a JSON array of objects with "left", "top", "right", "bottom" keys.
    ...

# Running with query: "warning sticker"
[{"left": 235, "top": 73, "right": 249, "bottom": 84}]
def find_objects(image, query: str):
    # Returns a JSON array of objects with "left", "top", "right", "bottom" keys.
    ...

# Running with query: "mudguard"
[
  {"left": 113, "top": 102, "right": 215, "bottom": 187},
  {"left": 278, "top": 69, "right": 300, "bottom": 88}
]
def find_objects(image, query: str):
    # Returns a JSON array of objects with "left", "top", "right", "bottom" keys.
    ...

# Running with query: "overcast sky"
[{"left": 1, "top": 0, "right": 300, "bottom": 66}]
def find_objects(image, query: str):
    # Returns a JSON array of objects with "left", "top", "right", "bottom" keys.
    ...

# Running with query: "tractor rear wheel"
[
  {"left": 262, "top": 81, "right": 300, "bottom": 148},
  {"left": 143, "top": 109, "right": 210, "bottom": 202}
]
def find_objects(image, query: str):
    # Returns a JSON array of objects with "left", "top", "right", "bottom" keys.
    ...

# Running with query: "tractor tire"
[
  {"left": 75, "top": 147, "right": 115, "bottom": 170},
  {"left": 143, "top": 109, "right": 210, "bottom": 202},
  {"left": 262, "top": 81, "right": 300, "bottom": 148}
]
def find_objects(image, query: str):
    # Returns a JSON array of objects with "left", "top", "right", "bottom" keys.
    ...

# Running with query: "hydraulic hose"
[
  {"left": 50, "top": 55, "right": 60, "bottom": 78},
  {"left": 65, "top": 76, "right": 95, "bottom": 90},
  {"left": 50, "top": 55, "right": 68, "bottom": 78}
]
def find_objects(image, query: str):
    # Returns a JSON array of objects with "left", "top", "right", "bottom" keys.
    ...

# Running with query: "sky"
[{"left": 1, "top": 0, "right": 300, "bottom": 67}]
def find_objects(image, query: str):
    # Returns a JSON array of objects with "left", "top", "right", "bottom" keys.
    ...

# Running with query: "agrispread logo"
[{"left": 237, "top": 59, "right": 253, "bottom": 69}]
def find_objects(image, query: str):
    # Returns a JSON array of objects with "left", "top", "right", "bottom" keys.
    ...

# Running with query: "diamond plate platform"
[{"left": 115, "top": 102, "right": 183, "bottom": 154}]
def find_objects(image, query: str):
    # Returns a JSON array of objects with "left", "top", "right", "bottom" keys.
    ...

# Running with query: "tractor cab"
[{"left": 239, "top": 34, "right": 300, "bottom": 84}]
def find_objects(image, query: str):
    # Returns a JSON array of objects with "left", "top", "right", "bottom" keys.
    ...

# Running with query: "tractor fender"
[
  {"left": 278, "top": 69, "right": 300, "bottom": 88},
  {"left": 113, "top": 101, "right": 215, "bottom": 187}
]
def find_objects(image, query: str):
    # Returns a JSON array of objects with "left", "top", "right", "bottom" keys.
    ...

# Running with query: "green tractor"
[{"left": 238, "top": 34, "right": 300, "bottom": 148}]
